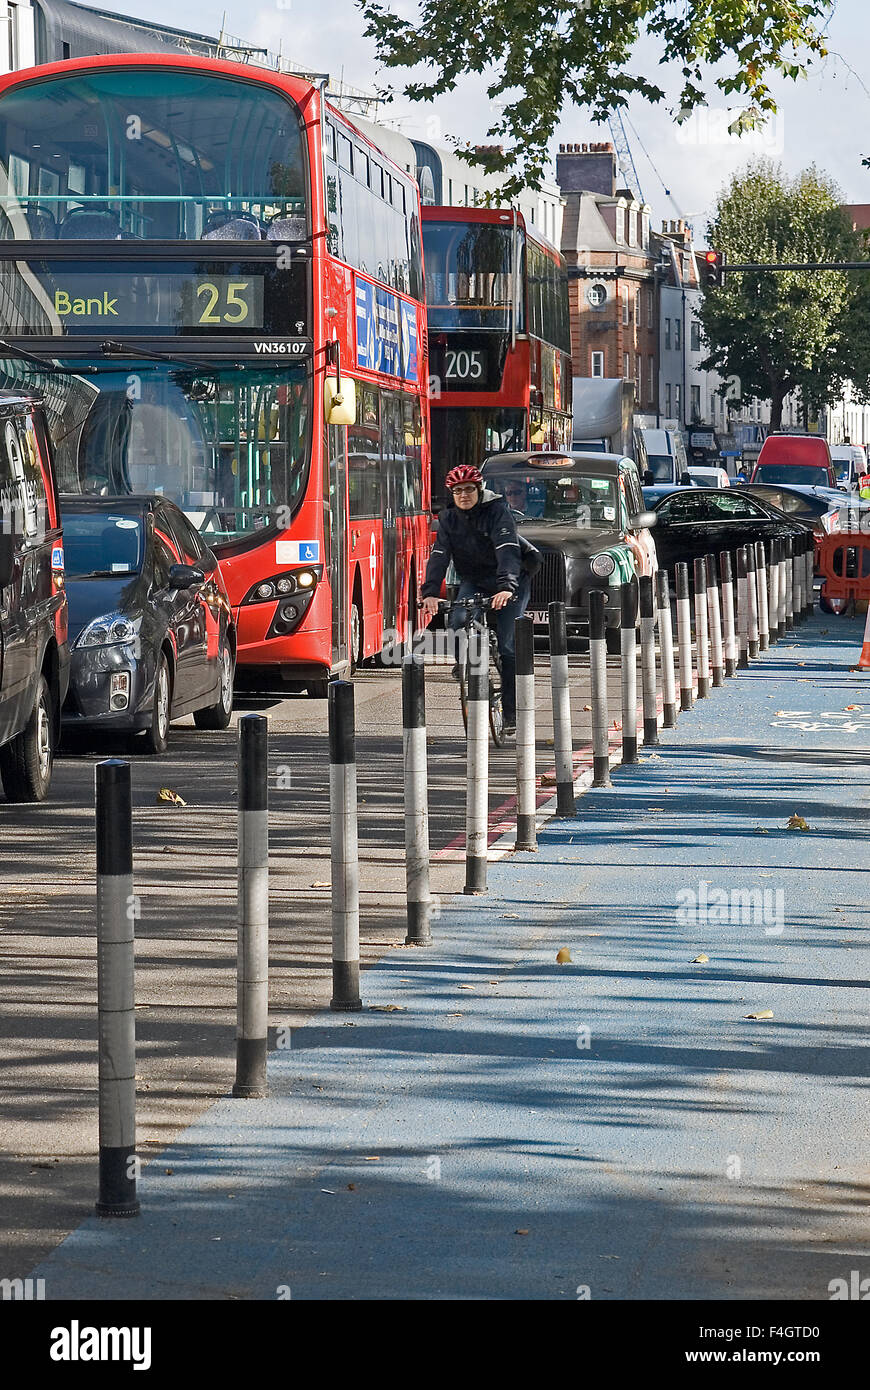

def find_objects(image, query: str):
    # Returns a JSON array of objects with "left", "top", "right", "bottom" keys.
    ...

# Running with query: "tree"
[
  {"left": 358, "top": 0, "right": 829, "bottom": 197},
  {"left": 699, "top": 160, "right": 863, "bottom": 430}
]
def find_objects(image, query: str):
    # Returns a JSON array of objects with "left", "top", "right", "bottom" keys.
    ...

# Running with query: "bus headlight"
[{"left": 296, "top": 570, "right": 316, "bottom": 589}]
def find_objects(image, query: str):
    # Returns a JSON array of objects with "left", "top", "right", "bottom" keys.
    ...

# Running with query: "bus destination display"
[{"left": 0, "top": 260, "right": 307, "bottom": 339}]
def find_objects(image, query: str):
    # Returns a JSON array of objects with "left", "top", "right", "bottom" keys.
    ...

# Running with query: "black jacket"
[{"left": 422, "top": 488, "right": 522, "bottom": 598}]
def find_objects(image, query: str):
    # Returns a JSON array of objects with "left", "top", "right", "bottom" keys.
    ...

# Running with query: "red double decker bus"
[
  {"left": 422, "top": 206, "right": 572, "bottom": 510},
  {"left": 0, "top": 55, "right": 430, "bottom": 694}
]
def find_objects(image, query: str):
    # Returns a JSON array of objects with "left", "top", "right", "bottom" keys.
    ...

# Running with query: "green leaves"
[
  {"left": 358, "top": 0, "right": 828, "bottom": 197},
  {"left": 699, "top": 159, "right": 864, "bottom": 424}
]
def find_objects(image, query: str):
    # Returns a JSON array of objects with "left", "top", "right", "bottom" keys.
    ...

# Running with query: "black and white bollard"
[
  {"left": 719, "top": 550, "right": 737, "bottom": 678},
  {"left": 736, "top": 546, "right": 750, "bottom": 669},
  {"left": 639, "top": 575, "right": 659, "bottom": 745},
  {"left": 514, "top": 616, "right": 537, "bottom": 852},
  {"left": 403, "top": 653, "right": 433, "bottom": 943},
  {"left": 754, "top": 541, "right": 770, "bottom": 651},
  {"left": 675, "top": 562, "right": 694, "bottom": 710},
  {"left": 704, "top": 554, "right": 724, "bottom": 688},
  {"left": 549, "top": 601, "right": 575, "bottom": 816},
  {"left": 620, "top": 580, "right": 639, "bottom": 762},
  {"left": 693, "top": 556, "right": 710, "bottom": 698},
  {"left": 746, "top": 542, "right": 760, "bottom": 659},
  {"left": 234, "top": 715, "right": 269, "bottom": 1098},
  {"left": 95, "top": 759, "right": 139, "bottom": 1218},
  {"left": 805, "top": 534, "right": 815, "bottom": 616},
  {"left": 329, "top": 682, "right": 362, "bottom": 1009},
  {"left": 655, "top": 569, "right": 677, "bottom": 728},
  {"left": 777, "top": 536, "right": 788, "bottom": 636},
  {"left": 792, "top": 535, "right": 804, "bottom": 622},
  {"left": 784, "top": 536, "right": 795, "bottom": 630},
  {"left": 768, "top": 538, "right": 781, "bottom": 643},
  {"left": 589, "top": 589, "right": 612, "bottom": 787},
  {"left": 465, "top": 630, "right": 490, "bottom": 891}
]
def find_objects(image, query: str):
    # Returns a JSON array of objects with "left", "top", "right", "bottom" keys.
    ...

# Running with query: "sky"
[{"left": 100, "top": 0, "right": 870, "bottom": 241}]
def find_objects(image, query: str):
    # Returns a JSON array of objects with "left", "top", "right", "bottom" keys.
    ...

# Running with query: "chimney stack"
[{"left": 556, "top": 139, "right": 617, "bottom": 196}]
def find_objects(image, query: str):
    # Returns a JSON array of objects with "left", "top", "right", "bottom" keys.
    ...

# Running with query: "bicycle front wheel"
[{"left": 488, "top": 634, "right": 505, "bottom": 746}]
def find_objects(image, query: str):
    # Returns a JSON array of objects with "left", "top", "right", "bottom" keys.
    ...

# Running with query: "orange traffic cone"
[{"left": 859, "top": 604, "right": 870, "bottom": 669}]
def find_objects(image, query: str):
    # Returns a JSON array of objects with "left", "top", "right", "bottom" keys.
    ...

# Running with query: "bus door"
[
  {"left": 380, "top": 392, "right": 402, "bottom": 630},
  {"left": 327, "top": 424, "right": 349, "bottom": 673}
]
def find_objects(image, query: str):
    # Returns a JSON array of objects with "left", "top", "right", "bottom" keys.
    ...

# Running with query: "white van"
[
  {"left": 636, "top": 428, "right": 690, "bottom": 485},
  {"left": 829, "top": 444, "right": 866, "bottom": 491}
]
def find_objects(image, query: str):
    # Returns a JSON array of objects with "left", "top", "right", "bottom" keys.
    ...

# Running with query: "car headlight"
[
  {"left": 76, "top": 612, "right": 141, "bottom": 648},
  {"left": 590, "top": 553, "right": 616, "bottom": 578}
]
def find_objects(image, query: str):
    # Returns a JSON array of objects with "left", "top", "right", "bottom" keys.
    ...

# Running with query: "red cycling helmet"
[{"left": 445, "top": 464, "right": 482, "bottom": 491}]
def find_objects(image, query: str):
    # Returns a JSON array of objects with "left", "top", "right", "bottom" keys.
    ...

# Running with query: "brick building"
[{"left": 557, "top": 142, "right": 658, "bottom": 415}]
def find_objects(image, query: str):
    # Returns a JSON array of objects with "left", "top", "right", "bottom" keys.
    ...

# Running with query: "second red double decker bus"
[
  {"left": 0, "top": 54, "right": 430, "bottom": 694},
  {"left": 422, "top": 206, "right": 573, "bottom": 511}
]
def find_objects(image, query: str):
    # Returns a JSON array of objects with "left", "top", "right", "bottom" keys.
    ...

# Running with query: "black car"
[
  {"left": 0, "top": 393, "right": 69, "bottom": 801},
  {"left": 61, "top": 496, "right": 235, "bottom": 752},
  {"left": 645, "top": 486, "right": 813, "bottom": 577}
]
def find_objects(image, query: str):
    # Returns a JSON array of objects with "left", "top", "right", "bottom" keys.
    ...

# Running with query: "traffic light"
[{"left": 704, "top": 249, "right": 726, "bottom": 289}]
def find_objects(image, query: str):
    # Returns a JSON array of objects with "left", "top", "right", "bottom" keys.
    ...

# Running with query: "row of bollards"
[{"left": 93, "top": 529, "right": 814, "bottom": 1214}]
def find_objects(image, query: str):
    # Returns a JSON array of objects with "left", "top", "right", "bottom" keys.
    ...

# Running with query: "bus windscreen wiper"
[
  {"left": 100, "top": 339, "right": 212, "bottom": 370},
  {"left": 0, "top": 338, "right": 98, "bottom": 375}
]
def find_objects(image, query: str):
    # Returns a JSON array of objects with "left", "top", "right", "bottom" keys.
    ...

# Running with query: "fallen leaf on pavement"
[
  {"left": 311, "top": 880, "right": 331, "bottom": 888},
  {"left": 156, "top": 787, "right": 186, "bottom": 806},
  {"left": 692, "top": 954, "right": 709, "bottom": 964},
  {"left": 786, "top": 813, "right": 810, "bottom": 831},
  {"left": 458, "top": 984, "right": 476, "bottom": 991},
  {"left": 515, "top": 1229, "right": 529, "bottom": 1236},
  {"left": 746, "top": 1009, "right": 774, "bottom": 1020},
  {"left": 556, "top": 947, "right": 572, "bottom": 963},
  {"left": 369, "top": 1004, "right": 405, "bottom": 1012}
]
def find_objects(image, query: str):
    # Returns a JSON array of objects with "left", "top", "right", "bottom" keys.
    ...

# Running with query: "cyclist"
[{"left": 421, "top": 464, "right": 530, "bottom": 735}]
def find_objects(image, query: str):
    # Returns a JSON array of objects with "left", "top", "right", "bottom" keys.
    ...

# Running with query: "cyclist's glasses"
[{"left": 452, "top": 485, "right": 479, "bottom": 495}]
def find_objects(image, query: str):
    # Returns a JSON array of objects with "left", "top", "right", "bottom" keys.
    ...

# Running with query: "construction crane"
[{"left": 607, "top": 109, "right": 646, "bottom": 205}]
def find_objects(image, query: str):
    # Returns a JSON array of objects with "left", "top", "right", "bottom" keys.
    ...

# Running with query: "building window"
[
  {"left": 648, "top": 355, "right": 655, "bottom": 404},
  {"left": 664, "top": 318, "right": 671, "bottom": 350},
  {"left": 587, "top": 282, "right": 607, "bottom": 308},
  {"left": 628, "top": 208, "right": 638, "bottom": 246},
  {"left": 674, "top": 318, "right": 681, "bottom": 351},
  {"left": 635, "top": 355, "right": 642, "bottom": 394},
  {"left": 647, "top": 288, "right": 654, "bottom": 324},
  {"left": 615, "top": 205, "right": 625, "bottom": 243},
  {"left": 691, "top": 385, "right": 701, "bottom": 420},
  {"left": 691, "top": 321, "right": 701, "bottom": 352},
  {"left": 622, "top": 293, "right": 630, "bottom": 326},
  {"left": 710, "top": 394, "right": 718, "bottom": 421},
  {"left": 674, "top": 384, "right": 682, "bottom": 420},
  {"left": 665, "top": 383, "right": 672, "bottom": 417},
  {"left": 591, "top": 351, "right": 604, "bottom": 377},
  {"left": 635, "top": 291, "right": 642, "bottom": 331}
]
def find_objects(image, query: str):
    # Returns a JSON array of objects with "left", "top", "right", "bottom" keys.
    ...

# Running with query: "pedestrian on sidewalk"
[{"left": 421, "top": 464, "right": 530, "bottom": 734}]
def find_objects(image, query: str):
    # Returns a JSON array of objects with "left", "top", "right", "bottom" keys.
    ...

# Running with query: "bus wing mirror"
[{"left": 324, "top": 375, "right": 356, "bottom": 426}]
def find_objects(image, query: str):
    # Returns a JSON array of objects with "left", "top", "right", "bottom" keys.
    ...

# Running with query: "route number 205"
[{"left": 444, "top": 348, "right": 484, "bottom": 380}]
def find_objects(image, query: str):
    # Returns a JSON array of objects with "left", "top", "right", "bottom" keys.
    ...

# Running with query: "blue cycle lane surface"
[{"left": 32, "top": 615, "right": 870, "bottom": 1301}]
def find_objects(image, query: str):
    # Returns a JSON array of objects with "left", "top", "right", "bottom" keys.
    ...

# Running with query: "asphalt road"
[{"left": 1, "top": 648, "right": 629, "bottom": 1272}]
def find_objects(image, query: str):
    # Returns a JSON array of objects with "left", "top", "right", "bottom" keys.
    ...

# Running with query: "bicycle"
[{"left": 439, "top": 593, "right": 506, "bottom": 747}]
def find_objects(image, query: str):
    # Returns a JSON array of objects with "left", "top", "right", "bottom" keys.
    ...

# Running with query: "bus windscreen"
[{"left": 0, "top": 69, "right": 308, "bottom": 241}]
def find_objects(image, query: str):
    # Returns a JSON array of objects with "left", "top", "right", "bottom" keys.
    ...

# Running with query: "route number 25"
[{"left": 196, "top": 280, "right": 251, "bottom": 324}]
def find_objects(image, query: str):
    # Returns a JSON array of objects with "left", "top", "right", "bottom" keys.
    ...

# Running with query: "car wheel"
[
  {"left": 193, "top": 639, "right": 234, "bottom": 729},
  {"left": 143, "top": 652, "right": 171, "bottom": 754},
  {"left": 307, "top": 679, "right": 330, "bottom": 699},
  {"left": 0, "top": 674, "right": 54, "bottom": 802}
]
